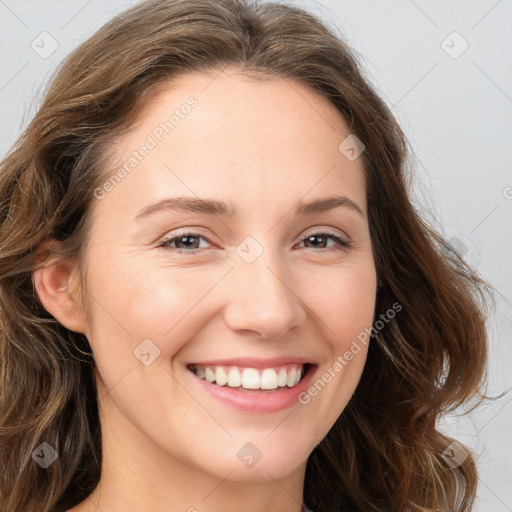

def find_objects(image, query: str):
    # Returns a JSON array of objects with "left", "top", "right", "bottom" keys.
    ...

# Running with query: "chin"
[{"left": 199, "top": 437, "right": 311, "bottom": 482}]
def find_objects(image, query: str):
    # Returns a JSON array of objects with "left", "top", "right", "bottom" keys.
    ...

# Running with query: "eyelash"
[{"left": 157, "top": 230, "right": 352, "bottom": 255}]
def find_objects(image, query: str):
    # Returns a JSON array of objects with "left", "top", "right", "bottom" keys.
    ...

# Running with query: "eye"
[
  {"left": 296, "top": 231, "right": 352, "bottom": 252},
  {"left": 157, "top": 230, "right": 352, "bottom": 256},
  {"left": 157, "top": 232, "right": 213, "bottom": 255}
]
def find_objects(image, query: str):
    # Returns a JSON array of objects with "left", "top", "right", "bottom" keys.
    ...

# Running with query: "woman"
[{"left": 0, "top": 0, "right": 492, "bottom": 511}]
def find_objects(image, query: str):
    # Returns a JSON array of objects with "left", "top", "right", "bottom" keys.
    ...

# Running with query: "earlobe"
[{"left": 32, "top": 240, "right": 88, "bottom": 335}]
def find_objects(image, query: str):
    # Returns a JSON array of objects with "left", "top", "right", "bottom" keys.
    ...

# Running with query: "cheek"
[
  {"left": 301, "top": 263, "right": 375, "bottom": 425},
  {"left": 330, "top": 298, "right": 375, "bottom": 389},
  {"left": 83, "top": 255, "right": 221, "bottom": 363},
  {"left": 315, "top": 262, "right": 377, "bottom": 344}
]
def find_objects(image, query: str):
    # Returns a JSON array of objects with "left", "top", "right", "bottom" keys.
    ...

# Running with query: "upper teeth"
[{"left": 190, "top": 364, "right": 304, "bottom": 390}]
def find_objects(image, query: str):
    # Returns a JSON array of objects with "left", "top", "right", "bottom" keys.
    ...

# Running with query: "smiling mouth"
[{"left": 187, "top": 363, "right": 313, "bottom": 393}]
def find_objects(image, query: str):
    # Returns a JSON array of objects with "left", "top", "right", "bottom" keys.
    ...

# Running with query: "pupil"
[
  {"left": 179, "top": 236, "right": 197, "bottom": 248},
  {"left": 307, "top": 235, "right": 325, "bottom": 248}
]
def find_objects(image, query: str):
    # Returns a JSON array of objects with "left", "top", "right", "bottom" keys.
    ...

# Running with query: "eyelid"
[{"left": 300, "top": 226, "right": 349, "bottom": 241}]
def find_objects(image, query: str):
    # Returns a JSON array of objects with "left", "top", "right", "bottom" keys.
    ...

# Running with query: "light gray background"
[{"left": 1, "top": 0, "right": 510, "bottom": 510}]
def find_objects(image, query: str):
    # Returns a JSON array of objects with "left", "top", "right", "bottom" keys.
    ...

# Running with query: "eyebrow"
[{"left": 133, "top": 194, "right": 365, "bottom": 221}]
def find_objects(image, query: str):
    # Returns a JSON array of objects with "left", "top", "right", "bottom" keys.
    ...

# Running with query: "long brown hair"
[{"left": 0, "top": 0, "right": 493, "bottom": 510}]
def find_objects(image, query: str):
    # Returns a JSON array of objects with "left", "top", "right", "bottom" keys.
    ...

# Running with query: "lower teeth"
[
  {"left": 216, "top": 384, "right": 284, "bottom": 393},
  {"left": 200, "top": 375, "right": 303, "bottom": 392}
]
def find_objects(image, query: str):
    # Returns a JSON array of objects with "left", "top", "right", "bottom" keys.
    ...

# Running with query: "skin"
[{"left": 34, "top": 68, "right": 377, "bottom": 512}]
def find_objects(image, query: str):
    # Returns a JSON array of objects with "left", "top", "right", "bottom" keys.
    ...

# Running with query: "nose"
[{"left": 222, "top": 248, "right": 307, "bottom": 340}]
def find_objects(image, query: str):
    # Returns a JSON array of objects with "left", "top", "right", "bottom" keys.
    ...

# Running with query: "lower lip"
[{"left": 186, "top": 365, "right": 317, "bottom": 413}]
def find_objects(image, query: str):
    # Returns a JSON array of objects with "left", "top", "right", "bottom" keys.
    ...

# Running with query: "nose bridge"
[{"left": 223, "top": 239, "right": 304, "bottom": 338}]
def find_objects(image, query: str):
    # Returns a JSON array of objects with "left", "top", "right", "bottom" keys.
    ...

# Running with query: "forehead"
[{"left": 92, "top": 69, "right": 367, "bottom": 227}]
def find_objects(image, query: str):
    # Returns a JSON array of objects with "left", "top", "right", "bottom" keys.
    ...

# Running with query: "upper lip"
[{"left": 187, "top": 356, "right": 316, "bottom": 368}]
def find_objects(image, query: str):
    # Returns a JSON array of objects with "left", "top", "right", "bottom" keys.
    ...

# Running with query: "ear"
[{"left": 32, "top": 239, "right": 88, "bottom": 335}]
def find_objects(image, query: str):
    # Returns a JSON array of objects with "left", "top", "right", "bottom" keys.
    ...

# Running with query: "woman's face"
[{"left": 77, "top": 69, "right": 377, "bottom": 482}]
